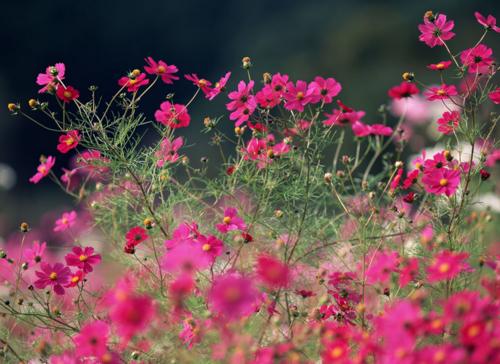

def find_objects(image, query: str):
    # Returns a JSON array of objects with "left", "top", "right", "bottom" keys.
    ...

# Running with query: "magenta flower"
[
  {"left": 418, "top": 13, "right": 455, "bottom": 48},
  {"left": 185, "top": 73, "right": 212, "bottom": 95},
  {"left": 437, "top": 111, "right": 460, "bottom": 135},
  {"left": 460, "top": 44, "right": 494, "bottom": 74},
  {"left": 162, "top": 242, "right": 210, "bottom": 274},
  {"left": 73, "top": 320, "right": 110, "bottom": 358},
  {"left": 256, "top": 85, "right": 281, "bottom": 109},
  {"left": 424, "top": 84, "right": 458, "bottom": 101},
  {"left": 207, "top": 72, "right": 231, "bottom": 100},
  {"left": 34, "top": 262, "right": 71, "bottom": 295},
  {"left": 118, "top": 71, "right": 149, "bottom": 92},
  {"left": 124, "top": 226, "right": 148, "bottom": 253},
  {"left": 365, "top": 250, "right": 400, "bottom": 284},
  {"left": 154, "top": 102, "right": 191, "bottom": 129},
  {"left": 54, "top": 210, "right": 77, "bottom": 232},
  {"left": 109, "top": 292, "right": 154, "bottom": 342},
  {"left": 216, "top": 207, "right": 247, "bottom": 233},
  {"left": 144, "top": 56, "right": 179, "bottom": 84},
  {"left": 284, "top": 80, "right": 313, "bottom": 112},
  {"left": 427, "top": 250, "right": 471, "bottom": 282},
  {"left": 156, "top": 136, "right": 183, "bottom": 167},
  {"left": 399, "top": 258, "right": 419, "bottom": 288},
  {"left": 369, "top": 124, "right": 393, "bottom": 136},
  {"left": 475, "top": 12, "right": 500, "bottom": 33},
  {"left": 309, "top": 76, "right": 342, "bottom": 104},
  {"left": 323, "top": 101, "right": 365, "bottom": 127},
  {"left": 208, "top": 271, "right": 260, "bottom": 321},
  {"left": 388, "top": 82, "right": 419, "bottom": 100},
  {"left": 422, "top": 167, "right": 461, "bottom": 196},
  {"left": 23, "top": 240, "right": 47, "bottom": 264},
  {"left": 29, "top": 156, "right": 55, "bottom": 184},
  {"left": 197, "top": 234, "right": 224, "bottom": 261},
  {"left": 427, "top": 60, "right": 453, "bottom": 71},
  {"left": 36, "top": 63, "right": 65, "bottom": 93},
  {"left": 226, "top": 80, "right": 257, "bottom": 126},
  {"left": 61, "top": 167, "right": 77, "bottom": 186},
  {"left": 57, "top": 130, "right": 80, "bottom": 154},
  {"left": 256, "top": 254, "right": 291, "bottom": 289},
  {"left": 65, "top": 270, "right": 84, "bottom": 287},
  {"left": 65, "top": 246, "right": 101, "bottom": 273},
  {"left": 489, "top": 87, "right": 500, "bottom": 104}
]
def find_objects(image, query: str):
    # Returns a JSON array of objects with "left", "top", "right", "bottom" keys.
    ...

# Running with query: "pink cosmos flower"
[
  {"left": 54, "top": 210, "right": 77, "bottom": 232},
  {"left": 34, "top": 262, "right": 71, "bottom": 295},
  {"left": 65, "top": 270, "right": 84, "bottom": 288},
  {"left": 154, "top": 102, "right": 191, "bottom": 128},
  {"left": 424, "top": 84, "right": 458, "bottom": 101},
  {"left": 437, "top": 111, "right": 460, "bottom": 135},
  {"left": 73, "top": 320, "right": 110, "bottom": 358},
  {"left": 427, "top": 60, "right": 453, "bottom": 71},
  {"left": 162, "top": 242, "right": 210, "bottom": 274},
  {"left": 208, "top": 271, "right": 260, "bottom": 321},
  {"left": 207, "top": 72, "right": 231, "bottom": 100},
  {"left": 56, "top": 85, "right": 80, "bottom": 103},
  {"left": 309, "top": 76, "right": 342, "bottom": 104},
  {"left": 256, "top": 85, "right": 281, "bottom": 109},
  {"left": 77, "top": 149, "right": 110, "bottom": 175},
  {"left": 109, "top": 291, "right": 154, "bottom": 342},
  {"left": 143, "top": 57, "right": 179, "bottom": 84},
  {"left": 369, "top": 124, "right": 393, "bottom": 136},
  {"left": 402, "top": 169, "right": 420, "bottom": 189},
  {"left": 216, "top": 207, "right": 247, "bottom": 233},
  {"left": 197, "top": 234, "right": 224, "bottom": 261},
  {"left": 124, "top": 226, "right": 148, "bottom": 253},
  {"left": 284, "top": 80, "right": 313, "bottom": 112},
  {"left": 36, "top": 63, "right": 65, "bottom": 93},
  {"left": 226, "top": 80, "right": 257, "bottom": 126},
  {"left": 185, "top": 73, "right": 212, "bottom": 95},
  {"left": 365, "top": 250, "right": 400, "bottom": 284},
  {"left": 61, "top": 167, "right": 77, "bottom": 186},
  {"left": 271, "top": 73, "right": 289, "bottom": 96},
  {"left": 485, "top": 148, "right": 500, "bottom": 167},
  {"left": 399, "top": 258, "right": 419, "bottom": 288},
  {"left": 156, "top": 136, "right": 183, "bottom": 167},
  {"left": 57, "top": 130, "right": 80, "bottom": 154},
  {"left": 351, "top": 121, "right": 371, "bottom": 137},
  {"left": 29, "top": 156, "right": 55, "bottom": 184},
  {"left": 418, "top": 13, "right": 455, "bottom": 48},
  {"left": 118, "top": 71, "right": 149, "bottom": 92},
  {"left": 474, "top": 12, "right": 500, "bottom": 33},
  {"left": 388, "top": 82, "right": 419, "bottom": 99},
  {"left": 427, "top": 250, "right": 471, "bottom": 282},
  {"left": 460, "top": 44, "right": 494, "bottom": 74},
  {"left": 179, "top": 317, "right": 201, "bottom": 349},
  {"left": 323, "top": 100, "right": 365, "bottom": 127},
  {"left": 489, "top": 87, "right": 500, "bottom": 104},
  {"left": 422, "top": 167, "right": 461, "bottom": 196},
  {"left": 65, "top": 246, "right": 101, "bottom": 273},
  {"left": 256, "top": 254, "right": 291, "bottom": 288},
  {"left": 390, "top": 168, "right": 404, "bottom": 191},
  {"left": 23, "top": 240, "right": 47, "bottom": 264}
]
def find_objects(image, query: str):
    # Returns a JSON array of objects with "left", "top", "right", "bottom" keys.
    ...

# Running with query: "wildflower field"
[{"left": 1, "top": 9, "right": 500, "bottom": 364}]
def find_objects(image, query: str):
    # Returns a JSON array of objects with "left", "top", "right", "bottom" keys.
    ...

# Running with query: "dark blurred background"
[{"left": 0, "top": 0, "right": 498, "bottom": 233}]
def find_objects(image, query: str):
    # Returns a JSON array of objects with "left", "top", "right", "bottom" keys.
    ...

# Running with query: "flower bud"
[
  {"left": 22, "top": 262, "right": 29, "bottom": 270},
  {"left": 130, "top": 69, "right": 141, "bottom": 78},
  {"left": 274, "top": 209, "right": 284, "bottom": 218},
  {"left": 479, "top": 169, "right": 490, "bottom": 181},
  {"left": 7, "top": 103, "right": 19, "bottom": 112},
  {"left": 394, "top": 161, "right": 404, "bottom": 168},
  {"left": 324, "top": 172, "right": 333, "bottom": 184},
  {"left": 424, "top": 10, "right": 435, "bottom": 22},
  {"left": 341, "top": 155, "right": 351, "bottom": 165},
  {"left": 336, "top": 170, "right": 345, "bottom": 178},
  {"left": 20, "top": 222, "right": 30, "bottom": 233},
  {"left": 242, "top": 56, "right": 252, "bottom": 69},
  {"left": 235, "top": 126, "right": 245, "bottom": 136},
  {"left": 0, "top": 251, "right": 6, "bottom": 259},
  {"left": 263, "top": 72, "right": 272, "bottom": 84},
  {"left": 203, "top": 117, "right": 214, "bottom": 128},
  {"left": 28, "top": 99, "right": 39, "bottom": 109},
  {"left": 402, "top": 72, "right": 414, "bottom": 81},
  {"left": 143, "top": 218, "right": 154, "bottom": 229}
]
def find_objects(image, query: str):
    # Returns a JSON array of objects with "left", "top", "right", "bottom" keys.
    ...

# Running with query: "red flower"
[
  {"left": 56, "top": 85, "right": 80, "bottom": 103},
  {"left": 118, "top": 71, "right": 149, "bottom": 92},
  {"left": 424, "top": 84, "right": 458, "bottom": 101},
  {"left": 154, "top": 102, "right": 191, "bottom": 128},
  {"left": 388, "top": 82, "right": 419, "bottom": 99},
  {"left": 489, "top": 87, "right": 500, "bottom": 104},
  {"left": 256, "top": 254, "right": 291, "bottom": 289},
  {"left": 403, "top": 192, "right": 416, "bottom": 204},
  {"left": 427, "top": 60, "right": 453, "bottom": 71},
  {"left": 460, "top": 44, "right": 494, "bottom": 74},
  {"left": 57, "top": 130, "right": 80, "bottom": 153},
  {"left": 125, "top": 226, "right": 148, "bottom": 253}
]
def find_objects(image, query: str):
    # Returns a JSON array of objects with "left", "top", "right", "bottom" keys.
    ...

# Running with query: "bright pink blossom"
[
  {"left": 207, "top": 72, "right": 231, "bottom": 100},
  {"left": 144, "top": 57, "right": 179, "bottom": 84},
  {"left": 154, "top": 102, "right": 191, "bottom": 128},
  {"left": 57, "top": 130, "right": 80, "bottom": 154},
  {"left": 156, "top": 136, "right": 183, "bottom": 167},
  {"left": 34, "top": 262, "right": 71, "bottom": 295},
  {"left": 474, "top": 12, "right": 500, "bottom": 33},
  {"left": 309, "top": 76, "right": 342, "bottom": 104},
  {"left": 65, "top": 270, "right": 84, "bottom": 287},
  {"left": 399, "top": 258, "right": 419, "bottom": 287},
  {"left": 29, "top": 156, "right": 55, "bottom": 184},
  {"left": 216, "top": 207, "right": 247, "bottom": 233},
  {"left": 388, "top": 82, "right": 419, "bottom": 99},
  {"left": 118, "top": 72, "right": 149, "bottom": 92},
  {"left": 56, "top": 85, "right": 80, "bottom": 103},
  {"left": 437, "top": 110, "right": 460, "bottom": 135},
  {"left": 284, "top": 80, "right": 313, "bottom": 112},
  {"left": 256, "top": 254, "right": 291, "bottom": 288},
  {"left": 23, "top": 240, "right": 47, "bottom": 264},
  {"left": 323, "top": 101, "right": 365, "bottom": 127},
  {"left": 54, "top": 210, "right": 77, "bottom": 232},
  {"left": 226, "top": 80, "right": 257, "bottom": 126},
  {"left": 422, "top": 167, "right": 461, "bottom": 196},
  {"left": 485, "top": 148, "right": 500, "bottom": 167},
  {"left": 73, "top": 320, "right": 110, "bottom": 358},
  {"left": 197, "top": 234, "right": 224, "bottom": 261},
  {"left": 460, "top": 44, "right": 494, "bottom": 74},
  {"left": 427, "top": 250, "right": 471, "bottom": 282},
  {"left": 185, "top": 73, "right": 212, "bottom": 95},
  {"left": 162, "top": 242, "right": 210, "bottom": 274},
  {"left": 489, "top": 87, "right": 500, "bottom": 104},
  {"left": 424, "top": 84, "right": 458, "bottom": 101},
  {"left": 125, "top": 226, "right": 148, "bottom": 252},
  {"left": 65, "top": 246, "right": 101, "bottom": 273},
  {"left": 427, "top": 60, "right": 453, "bottom": 71},
  {"left": 365, "top": 250, "right": 400, "bottom": 284},
  {"left": 418, "top": 13, "right": 455, "bottom": 48},
  {"left": 36, "top": 63, "right": 65, "bottom": 93},
  {"left": 208, "top": 271, "right": 260, "bottom": 321}
]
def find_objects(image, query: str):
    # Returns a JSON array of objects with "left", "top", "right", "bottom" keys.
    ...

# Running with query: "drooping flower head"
[
  {"left": 57, "top": 130, "right": 80, "bottom": 154},
  {"left": 154, "top": 102, "right": 191, "bottom": 129},
  {"left": 185, "top": 73, "right": 212, "bottom": 95},
  {"left": 474, "top": 12, "right": 500, "bottom": 33},
  {"left": 144, "top": 56, "right": 179, "bottom": 84},
  {"left": 427, "top": 60, "right": 453, "bottom": 71},
  {"left": 65, "top": 246, "right": 101, "bottom": 273},
  {"left": 34, "top": 262, "right": 71, "bottom": 295},
  {"left": 207, "top": 72, "right": 231, "bottom": 100},
  {"left": 29, "top": 156, "right": 55, "bottom": 184}
]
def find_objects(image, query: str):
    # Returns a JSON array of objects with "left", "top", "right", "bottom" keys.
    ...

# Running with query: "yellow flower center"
[
  {"left": 65, "top": 136, "right": 74, "bottom": 146},
  {"left": 202, "top": 243, "right": 211, "bottom": 251},
  {"left": 439, "top": 178, "right": 448, "bottom": 187},
  {"left": 438, "top": 262, "right": 450, "bottom": 273},
  {"left": 71, "top": 276, "right": 80, "bottom": 283},
  {"left": 79, "top": 254, "right": 88, "bottom": 262},
  {"left": 224, "top": 287, "right": 241, "bottom": 302},
  {"left": 198, "top": 79, "right": 208, "bottom": 87},
  {"left": 63, "top": 90, "right": 72, "bottom": 98},
  {"left": 296, "top": 91, "right": 304, "bottom": 100},
  {"left": 128, "top": 78, "right": 138, "bottom": 85},
  {"left": 434, "top": 350, "right": 445, "bottom": 362},
  {"left": 223, "top": 216, "right": 231, "bottom": 224},
  {"left": 157, "top": 65, "right": 166, "bottom": 73},
  {"left": 49, "top": 272, "right": 58, "bottom": 281},
  {"left": 436, "top": 63, "right": 445, "bottom": 70},
  {"left": 467, "top": 324, "right": 481, "bottom": 338},
  {"left": 62, "top": 218, "right": 68, "bottom": 225},
  {"left": 436, "top": 89, "right": 446, "bottom": 96},
  {"left": 330, "top": 346, "right": 344, "bottom": 359},
  {"left": 431, "top": 319, "right": 442, "bottom": 329}
]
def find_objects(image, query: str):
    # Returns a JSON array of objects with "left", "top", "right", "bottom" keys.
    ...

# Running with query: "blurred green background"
[{"left": 0, "top": 0, "right": 498, "bottom": 233}]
